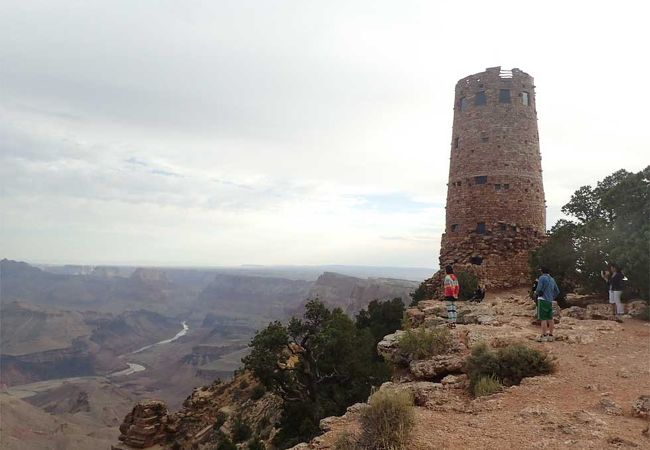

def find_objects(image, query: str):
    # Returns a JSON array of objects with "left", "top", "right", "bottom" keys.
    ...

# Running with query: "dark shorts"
[{"left": 537, "top": 299, "right": 553, "bottom": 321}]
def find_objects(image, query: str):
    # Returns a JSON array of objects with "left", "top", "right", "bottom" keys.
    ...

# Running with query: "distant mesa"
[
  {"left": 91, "top": 266, "right": 123, "bottom": 278},
  {"left": 129, "top": 267, "right": 170, "bottom": 284},
  {"left": 302, "top": 271, "right": 419, "bottom": 315}
]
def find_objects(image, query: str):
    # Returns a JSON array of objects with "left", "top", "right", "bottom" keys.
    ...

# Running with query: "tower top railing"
[{"left": 499, "top": 68, "right": 513, "bottom": 79}]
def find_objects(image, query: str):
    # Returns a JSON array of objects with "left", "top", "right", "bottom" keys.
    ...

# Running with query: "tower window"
[
  {"left": 476, "top": 222, "right": 486, "bottom": 234},
  {"left": 499, "top": 89, "right": 511, "bottom": 103},
  {"left": 459, "top": 97, "right": 468, "bottom": 111},
  {"left": 504, "top": 183, "right": 510, "bottom": 189},
  {"left": 454, "top": 137, "right": 459, "bottom": 149},
  {"left": 481, "top": 135, "right": 489, "bottom": 142},
  {"left": 474, "top": 91, "right": 487, "bottom": 106},
  {"left": 470, "top": 256, "right": 483, "bottom": 265},
  {"left": 474, "top": 176, "right": 487, "bottom": 185},
  {"left": 495, "top": 184, "right": 502, "bottom": 190},
  {"left": 522, "top": 91, "right": 530, "bottom": 106},
  {"left": 499, "top": 223, "right": 507, "bottom": 231},
  {"left": 451, "top": 224, "right": 459, "bottom": 232}
]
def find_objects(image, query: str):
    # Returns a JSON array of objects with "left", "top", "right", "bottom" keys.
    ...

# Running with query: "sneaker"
[{"left": 536, "top": 335, "right": 548, "bottom": 342}]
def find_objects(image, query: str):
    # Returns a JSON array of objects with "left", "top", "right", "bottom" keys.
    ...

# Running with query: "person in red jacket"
[{"left": 443, "top": 265, "right": 459, "bottom": 328}]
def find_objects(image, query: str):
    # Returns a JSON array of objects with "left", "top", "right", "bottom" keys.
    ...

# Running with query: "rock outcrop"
[
  {"left": 114, "top": 400, "right": 170, "bottom": 449},
  {"left": 113, "top": 374, "right": 282, "bottom": 450},
  {"left": 303, "top": 272, "right": 418, "bottom": 314}
]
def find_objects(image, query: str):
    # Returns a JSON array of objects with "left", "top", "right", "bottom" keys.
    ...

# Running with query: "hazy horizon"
[{"left": 1, "top": 1, "right": 648, "bottom": 267}]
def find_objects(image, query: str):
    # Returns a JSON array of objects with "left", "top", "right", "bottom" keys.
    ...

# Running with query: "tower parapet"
[{"left": 440, "top": 67, "right": 546, "bottom": 288}]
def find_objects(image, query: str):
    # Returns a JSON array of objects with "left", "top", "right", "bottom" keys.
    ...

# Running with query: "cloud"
[{"left": 1, "top": 0, "right": 648, "bottom": 267}]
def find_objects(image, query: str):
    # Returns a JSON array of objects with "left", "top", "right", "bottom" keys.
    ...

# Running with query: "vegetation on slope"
[{"left": 243, "top": 298, "right": 404, "bottom": 448}]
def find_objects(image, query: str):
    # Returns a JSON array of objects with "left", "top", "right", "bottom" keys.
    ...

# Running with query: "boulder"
[
  {"left": 586, "top": 304, "right": 616, "bottom": 320},
  {"left": 627, "top": 300, "right": 648, "bottom": 317},
  {"left": 599, "top": 398, "right": 623, "bottom": 416},
  {"left": 562, "top": 306, "right": 588, "bottom": 320},
  {"left": 632, "top": 395, "right": 650, "bottom": 419},
  {"left": 319, "top": 415, "right": 340, "bottom": 432},
  {"left": 405, "top": 308, "right": 425, "bottom": 327},
  {"left": 441, "top": 374, "right": 469, "bottom": 389},
  {"left": 424, "top": 316, "right": 447, "bottom": 327},
  {"left": 376, "top": 330, "right": 407, "bottom": 365},
  {"left": 409, "top": 354, "right": 465, "bottom": 380}
]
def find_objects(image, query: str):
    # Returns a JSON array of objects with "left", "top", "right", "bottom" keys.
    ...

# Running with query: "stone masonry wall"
[{"left": 440, "top": 67, "right": 546, "bottom": 288}]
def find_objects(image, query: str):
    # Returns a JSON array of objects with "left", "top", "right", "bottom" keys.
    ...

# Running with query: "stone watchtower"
[{"left": 439, "top": 67, "right": 546, "bottom": 288}]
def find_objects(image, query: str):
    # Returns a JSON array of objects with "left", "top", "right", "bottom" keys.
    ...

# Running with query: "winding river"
[
  {"left": 8, "top": 321, "right": 190, "bottom": 398},
  {"left": 108, "top": 321, "right": 189, "bottom": 377}
]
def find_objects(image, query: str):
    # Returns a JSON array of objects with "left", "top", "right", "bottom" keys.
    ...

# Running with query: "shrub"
[
  {"left": 250, "top": 384, "right": 266, "bottom": 400},
  {"left": 457, "top": 271, "right": 479, "bottom": 301},
  {"left": 239, "top": 379, "right": 250, "bottom": 389},
  {"left": 398, "top": 327, "right": 454, "bottom": 360},
  {"left": 217, "top": 437, "right": 237, "bottom": 450},
  {"left": 464, "top": 343, "right": 500, "bottom": 392},
  {"left": 359, "top": 389, "right": 415, "bottom": 450},
  {"left": 232, "top": 416, "right": 252, "bottom": 443},
  {"left": 465, "top": 343, "right": 555, "bottom": 394},
  {"left": 473, "top": 375, "right": 502, "bottom": 397},
  {"left": 247, "top": 437, "right": 266, "bottom": 450},
  {"left": 214, "top": 410, "right": 227, "bottom": 428},
  {"left": 496, "top": 343, "right": 555, "bottom": 385},
  {"left": 333, "top": 431, "right": 362, "bottom": 450}
]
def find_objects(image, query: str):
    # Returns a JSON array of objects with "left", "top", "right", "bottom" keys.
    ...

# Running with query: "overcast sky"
[{"left": 1, "top": 0, "right": 648, "bottom": 268}]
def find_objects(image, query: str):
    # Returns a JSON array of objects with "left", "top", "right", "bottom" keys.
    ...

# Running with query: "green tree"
[
  {"left": 408, "top": 283, "right": 428, "bottom": 306},
  {"left": 356, "top": 297, "right": 405, "bottom": 342},
  {"left": 243, "top": 300, "right": 391, "bottom": 449},
  {"left": 531, "top": 167, "right": 649, "bottom": 299},
  {"left": 529, "top": 219, "right": 579, "bottom": 300}
]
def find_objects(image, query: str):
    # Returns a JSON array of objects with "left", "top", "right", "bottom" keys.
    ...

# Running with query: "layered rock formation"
[
  {"left": 114, "top": 374, "right": 282, "bottom": 450},
  {"left": 114, "top": 400, "right": 170, "bottom": 449},
  {"left": 303, "top": 272, "right": 418, "bottom": 314}
]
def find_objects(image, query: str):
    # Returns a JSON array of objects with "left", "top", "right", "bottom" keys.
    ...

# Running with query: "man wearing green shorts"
[{"left": 534, "top": 266, "right": 560, "bottom": 342}]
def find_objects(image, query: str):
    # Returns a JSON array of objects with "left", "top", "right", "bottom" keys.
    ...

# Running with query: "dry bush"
[
  {"left": 473, "top": 374, "right": 502, "bottom": 397},
  {"left": 398, "top": 326, "right": 454, "bottom": 360},
  {"left": 465, "top": 342, "right": 556, "bottom": 395},
  {"left": 332, "top": 431, "right": 363, "bottom": 450},
  {"left": 359, "top": 389, "right": 415, "bottom": 450}
]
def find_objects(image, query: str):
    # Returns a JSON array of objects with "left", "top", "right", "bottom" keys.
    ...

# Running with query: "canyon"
[{"left": 0, "top": 258, "right": 423, "bottom": 450}]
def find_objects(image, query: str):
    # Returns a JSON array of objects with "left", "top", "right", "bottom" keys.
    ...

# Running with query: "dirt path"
[
  {"left": 407, "top": 318, "right": 650, "bottom": 449},
  {"left": 319, "top": 293, "right": 650, "bottom": 450}
]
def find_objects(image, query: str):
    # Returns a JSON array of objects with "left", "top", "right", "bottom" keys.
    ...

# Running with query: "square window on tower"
[
  {"left": 454, "top": 137, "right": 459, "bottom": 149},
  {"left": 476, "top": 222, "right": 486, "bottom": 234},
  {"left": 451, "top": 224, "right": 459, "bottom": 232},
  {"left": 474, "top": 176, "right": 487, "bottom": 185},
  {"left": 475, "top": 91, "right": 487, "bottom": 106},
  {"left": 459, "top": 97, "right": 468, "bottom": 111},
  {"left": 499, "top": 89, "right": 511, "bottom": 103},
  {"left": 522, "top": 91, "right": 530, "bottom": 106}
]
